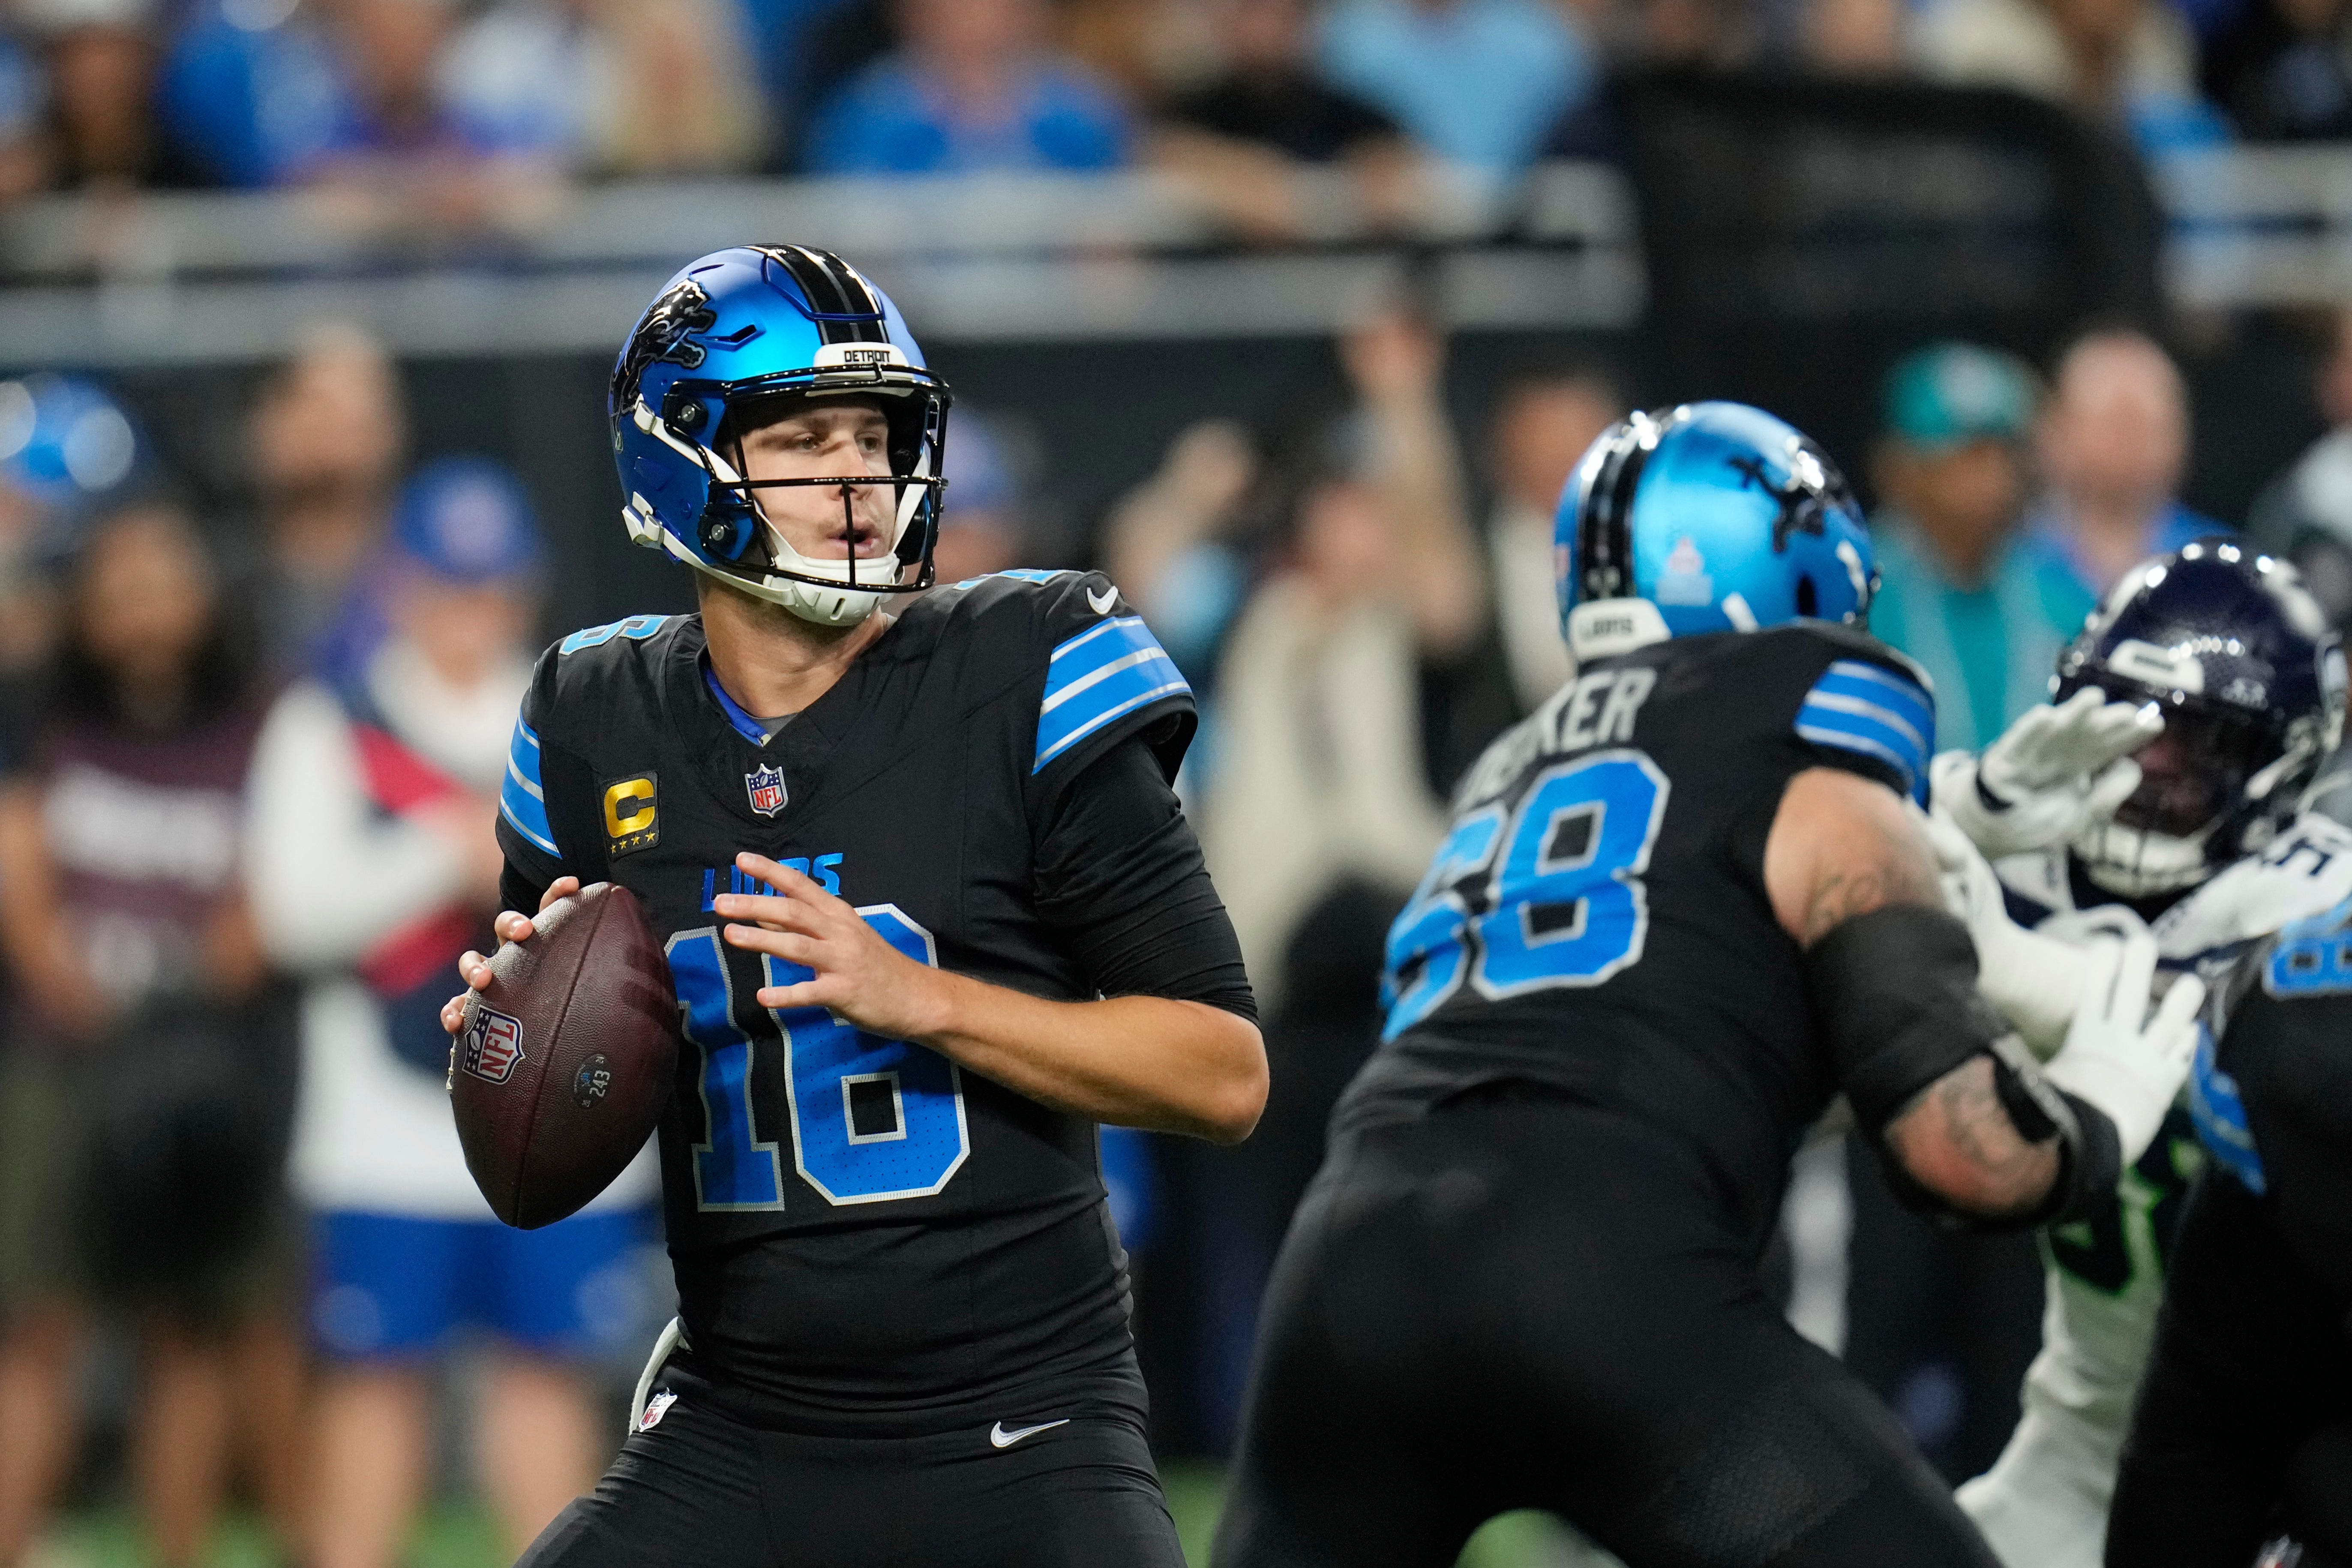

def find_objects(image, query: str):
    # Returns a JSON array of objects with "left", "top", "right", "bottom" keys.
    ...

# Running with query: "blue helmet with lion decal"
[
  {"left": 609, "top": 246, "right": 951, "bottom": 627},
  {"left": 1555, "top": 402, "right": 1877, "bottom": 662}
]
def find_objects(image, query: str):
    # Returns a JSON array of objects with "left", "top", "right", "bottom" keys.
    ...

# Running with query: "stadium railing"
[{"left": 0, "top": 146, "right": 2341, "bottom": 368}]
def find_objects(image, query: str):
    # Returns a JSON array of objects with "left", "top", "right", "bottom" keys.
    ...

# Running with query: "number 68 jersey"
[
  {"left": 1336, "top": 621, "right": 1935, "bottom": 1246},
  {"left": 492, "top": 571, "right": 1202, "bottom": 1436}
]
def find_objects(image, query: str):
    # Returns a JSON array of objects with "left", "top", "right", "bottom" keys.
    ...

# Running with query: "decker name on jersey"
[
  {"left": 1341, "top": 618, "right": 1934, "bottom": 1247},
  {"left": 493, "top": 569, "right": 1250, "bottom": 1436}
]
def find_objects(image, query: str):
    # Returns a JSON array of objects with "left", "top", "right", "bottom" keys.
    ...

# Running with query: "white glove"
[
  {"left": 1932, "top": 688, "right": 2165, "bottom": 859},
  {"left": 1922, "top": 806, "right": 2115, "bottom": 1058},
  {"left": 2040, "top": 925, "right": 2205, "bottom": 1166}
]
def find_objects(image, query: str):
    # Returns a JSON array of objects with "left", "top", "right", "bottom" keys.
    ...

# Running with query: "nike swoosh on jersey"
[
  {"left": 1086, "top": 585, "right": 1117, "bottom": 616},
  {"left": 989, "top": 1418, "right": 1070, "bottom": 1448}
]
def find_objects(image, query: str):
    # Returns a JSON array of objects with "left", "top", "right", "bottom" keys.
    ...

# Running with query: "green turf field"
[{"left": 30, "top": 1476, "right": 1593, "bottom": 1568}]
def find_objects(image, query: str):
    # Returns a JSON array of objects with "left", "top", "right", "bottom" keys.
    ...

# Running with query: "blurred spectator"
[
  {"left": 439, "top": 0, "right": 765, "bottom": 176},
  {"left": 0, "top": 373, "right": 145, "bottom": 681},
  {"left": 1912, "top": 0, "right": 2230, "bottom": 149},
  {"left": 1059, "top": 0, "right": 1226, "bottom": 102},
  {"left": 1195, "top": 310, "right": 1482, "bottom": 1438},
  {"left": 1867, "top": 342, "right": 2094, "bottom": 753},
  {"left": 1151, "top": 0, "right": 1422, "bottom": 242},
  {"left": 2250, "top": 307, "right": 2352, "bottom": 630},
  {"left": 1104, "top": 418, "right": 1258, "bottom": 684},
  {"left": 16, "top": 0, "right": 184, "bottom": 189},
  {"left": 2031, "top": 328, "right": 2227, "bottom": 594},
  {"left": 1803, "top": 0, "right": 1911, "bottom": 72},
  {"left": 1317, "top": 0, "right": 1596, "bottom": 171},
  {"left": 0, "top": 503, "right": 300, "bottom": 1568},
  {"left": 735, "top": 0, "right": 865, "bottom": 162},
  {"left": 803, "top": 0, "right": 1133, "bottom": 174},
  {"left": 241, "top": 324, "right": 405, "bottom": 680},
  {"left": 162, "top": 0, "right": 459, "bottom": 188},
  {"left": 1484, "top": 366, "right": 1622, "bottom": 712},
  {"left": 930, "top": 409, "right": 1029, "bottom": 583},
  {"left": 160, "top": 0, "right": 568, "bottom": 222},
  {"left": 2202, "top": 0, "right": 2352, "bottom": 137},
  {"left": 0, "top": 28, "right": 42, "bottom": 199},
  {"left": 246, "top": 459, "right": 655, "bottom": 1568}
]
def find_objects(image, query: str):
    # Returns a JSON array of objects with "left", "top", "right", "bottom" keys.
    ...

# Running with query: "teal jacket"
[{"left": 1867, "top": 517, "right": 2097, "bottom": 754}]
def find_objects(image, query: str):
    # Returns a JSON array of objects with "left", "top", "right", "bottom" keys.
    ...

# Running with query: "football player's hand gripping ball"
[
  {"left": 441, "top": 876, "right": 584, "bottom": 1035},
  {"left": 1932, "top": 688, "right": 2165, "bottom": 860}
]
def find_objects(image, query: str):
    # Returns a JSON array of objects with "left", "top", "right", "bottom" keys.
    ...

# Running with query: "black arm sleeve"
[
  {"left": 2108, "top": 1168, "right": 2352, "bottom": 1567},
  {"left": 1032, "top": 732, "right": 1257, "bottom": 1024},
  {"left": 1805, "top": 903, "right": 2120, "bottom": 1229}
]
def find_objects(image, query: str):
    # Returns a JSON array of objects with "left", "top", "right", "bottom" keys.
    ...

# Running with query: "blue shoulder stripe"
[
  {"left": 1035, "top": 616, "right": 1191, "bottom": 773},
  {"left": 498, "top": 714, "right": 560, "bottom": 858},
  {"left": 1796, "top": 658, "right": 1934, "bottom": 804}
]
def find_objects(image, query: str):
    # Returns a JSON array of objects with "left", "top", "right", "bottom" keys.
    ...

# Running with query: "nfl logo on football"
[
  {"left": 461, "top": 1005, "right": 527, "bottom": 1085},
  {"left": 745, "top": 762, "right": 788, "bottom": 817}
]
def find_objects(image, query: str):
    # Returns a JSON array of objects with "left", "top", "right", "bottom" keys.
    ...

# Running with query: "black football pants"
[
  {"left": 1214, "top": 1100, "right": 2002, "bottom": 1568},
  {"left": 516, "top": 1369, "right": 1184, "bottom": 1568}
]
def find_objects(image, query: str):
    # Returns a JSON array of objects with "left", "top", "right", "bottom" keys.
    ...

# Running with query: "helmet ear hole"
[{"left": 1795, "top": 575, "right": 1818, "bottom": 618}]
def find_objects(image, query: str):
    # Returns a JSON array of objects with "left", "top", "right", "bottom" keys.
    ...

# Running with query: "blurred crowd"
[
  {"left": 1088, "top": 302, "right": 2352, "bottom": 1466},
  {"left": 0, "top": 0, "right": 2346, "bottom": 223},
  {"left": 5, "top": 251, "right": 2352, "bottom": 1561},
  {"left": 0, "top": 332, "right": 667, "bottom": 1568}
]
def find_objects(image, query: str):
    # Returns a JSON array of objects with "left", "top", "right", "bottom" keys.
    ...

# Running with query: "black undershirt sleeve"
[{"left": 1033, "top": 733, "right": 1258, "bottom": 1025}]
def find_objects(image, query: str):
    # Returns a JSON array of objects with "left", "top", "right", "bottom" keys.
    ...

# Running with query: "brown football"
[{"left": 450, "top": 882, "right": 676, "bottom": 1229}]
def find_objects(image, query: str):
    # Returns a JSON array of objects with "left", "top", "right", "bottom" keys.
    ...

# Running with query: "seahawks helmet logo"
[
  {"left": 613, "top": 279, "right": 718, "bottom": 414},
  {"left": 1728, "top": 442, "right": 1854, "bottom": 553}
]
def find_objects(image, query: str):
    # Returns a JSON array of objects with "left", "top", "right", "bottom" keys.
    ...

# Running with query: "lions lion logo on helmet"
[{"left": 612, "top": 279, "right": 717, "bottom": 416}]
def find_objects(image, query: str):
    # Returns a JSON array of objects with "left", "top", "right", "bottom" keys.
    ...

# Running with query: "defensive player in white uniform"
[{"left": 1926, "top": 540, "right": 2349, "bottom": 1568}]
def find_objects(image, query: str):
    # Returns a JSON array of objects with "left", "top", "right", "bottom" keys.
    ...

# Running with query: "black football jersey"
[
  {"left": 2192, "top": 901, "right": 2352, "bottom": 1314},
  {"left": 1335, "top": 621, "right": 1935, "bottom": 1244},
  {"left": 493, "top": 570, "right": 1197, "bottom": 1435}
]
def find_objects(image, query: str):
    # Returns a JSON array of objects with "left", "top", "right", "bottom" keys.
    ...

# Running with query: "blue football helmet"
[
  {"left": 609, "top": 246, "right": 950, "bottom": 626},
  {"left": 1556, "top": 402, "right": 1876, "bottom": 661},
  {"left": 2058, "top": 538, "right": 2345, "bottom": 895}
]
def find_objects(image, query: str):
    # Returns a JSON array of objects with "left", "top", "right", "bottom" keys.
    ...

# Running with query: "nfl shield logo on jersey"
[
  {"left": 459, "top": 1006, "right": 526, "bottom": 1085},
  {"left": 745, "top": 762, "right": 788, "bottom": 817}
]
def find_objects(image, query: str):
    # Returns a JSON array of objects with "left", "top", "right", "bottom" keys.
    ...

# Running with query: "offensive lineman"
[
  {"left": 1925, "top": 541, "right": 2351, "bottom": 1568},
  {"left": 1214, "top": 402, "right": 2202, "bottom": 1568},
  {"left": 438, "top": 246, "right": 1266, "bottom": 1566}
]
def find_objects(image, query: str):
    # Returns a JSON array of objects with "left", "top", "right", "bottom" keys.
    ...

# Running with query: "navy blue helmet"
[
  {"left": 609, "top": 245, "right": 950, "bottom": 626},
  {"left": 1556, "top": 402, "right": 1877, "bottom": 661},
  {"left": 2058, "top": 539, "right": 2345, "bottom": 894}
]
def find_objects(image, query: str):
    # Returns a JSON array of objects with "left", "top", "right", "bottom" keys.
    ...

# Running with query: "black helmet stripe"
[
  {"left": 759, "top": 244, "right": 888, "bottom": 346},
  {"left": 1579, "top": 414, "right": 1661, "bottom": 604},
  {"left": 816, "top": 251, "right": 885, "bottom": 331}
]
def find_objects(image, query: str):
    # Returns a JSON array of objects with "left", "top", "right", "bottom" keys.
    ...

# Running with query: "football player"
[
  {"left": 1923, "top": 541, "right": 2351, "bottom": 1568},
  {"left": 2106, "top": 891, "right": 2352, "bottom": 1565},
  {"left": 1212, "top": 402, "right": 2201, "bottom": 1568},
  {"left": 438, "top": 246, "right": 1266, "bottom": 1568}
]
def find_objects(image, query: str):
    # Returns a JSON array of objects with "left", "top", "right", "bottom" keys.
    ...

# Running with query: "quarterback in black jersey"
[
  {"left": 2107, "top": 897, "right": 2352, "bottom": 1567},
  {"left": 440, "top": 247, "right": 1264, "bottom": 1568},
  {"left": 1215, "top": 403, "right": 2204, "bottom": 1568}
]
